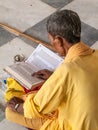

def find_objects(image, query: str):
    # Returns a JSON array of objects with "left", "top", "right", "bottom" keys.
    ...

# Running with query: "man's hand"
[
  {"left": 6, "top": 97, "right": 24, "bottom": 114},
  {"left": 32, "top": 69, "right": 53, "bottom": 80}
]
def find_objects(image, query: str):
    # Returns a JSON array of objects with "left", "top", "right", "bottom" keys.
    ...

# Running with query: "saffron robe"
[{"left": 23, "top": 42, "right": 98, "bottom": 130}]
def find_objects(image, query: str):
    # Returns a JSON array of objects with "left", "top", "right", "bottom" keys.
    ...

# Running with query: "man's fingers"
[
  {"left": 32, "top": 71, "right": 45, "bottom": 77},
  {"left": 35, "top": 73, "right": 45, "bottom": 79},
  {"left": 32, "top": 69, "right": 53, "bottom": 80},
  {"left": 6, "top": 102, "right": 15, "bottom": 109},
  {"left": 32, "top": 71, "right": 42, "bottom": 76}
]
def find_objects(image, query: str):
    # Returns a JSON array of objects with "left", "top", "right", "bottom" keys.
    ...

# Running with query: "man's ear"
[{"left": 55, "top": 36, "right": 64, "bottom": 47}]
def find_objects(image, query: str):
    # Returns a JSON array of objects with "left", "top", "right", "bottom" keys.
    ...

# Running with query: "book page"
[
  {"left": 4, "top": 44, "right": 64, "bottom": 89},
  {"left": 5, "top": 62, "right": 44, "bottom": 89},
  {"left": 26, "top": 44, "right": 64, "bottom": 71}
]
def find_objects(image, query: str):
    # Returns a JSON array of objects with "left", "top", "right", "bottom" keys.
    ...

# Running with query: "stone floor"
[{"left": 0, "top": 0, "right": 98, "bottom": 129}]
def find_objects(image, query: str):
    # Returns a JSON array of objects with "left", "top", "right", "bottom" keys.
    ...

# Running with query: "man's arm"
[{"left": 23, "top": 65, "right": 68, "bottom": 119}]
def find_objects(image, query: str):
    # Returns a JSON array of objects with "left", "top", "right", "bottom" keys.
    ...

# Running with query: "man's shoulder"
[{"left": 57, "top": 61, "right": 76, "bottom": 73}]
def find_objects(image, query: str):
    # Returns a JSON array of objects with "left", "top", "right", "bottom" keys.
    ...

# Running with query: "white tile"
[
  {"left": 0, "top": 119, "right": 27, "bottom": 130},
  {"left": 0, "top": 89, "right": 6, "bottom": 106},
  {"left": 0, "top": 0, "right": 56, "bottom": 31},
  {"left": 91, "top": 41, "right": 98, "bottom": 49},
  {"left": 62, "top": 0, "right": 98, "bottom": 29},
  {"left": 0, "top": 38, "right": 35, "bottom": 73}
]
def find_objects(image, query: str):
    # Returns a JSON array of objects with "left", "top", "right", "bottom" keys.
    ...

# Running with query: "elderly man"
[{"left": 6, "top": 9, "right": 98, "bottom": 130}]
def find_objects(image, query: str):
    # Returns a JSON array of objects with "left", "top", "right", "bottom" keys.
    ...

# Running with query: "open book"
[{"left": 4, "top": 44, "right": 64, "bottom": 89}]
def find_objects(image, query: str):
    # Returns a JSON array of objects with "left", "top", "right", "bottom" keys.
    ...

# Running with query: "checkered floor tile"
[{"left": 0, "top": 0, "right": 98, "bottom": 122}]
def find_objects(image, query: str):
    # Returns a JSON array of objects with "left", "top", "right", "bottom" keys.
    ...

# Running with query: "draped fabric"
[
  {"left": 5, "top": 78, "right": 26, "bottom": 101},
  {"left": 65, "top": 42, "right": 94, "bottom": 62},
  {"left": 6, "top": 42, "right": 98, "bottom": 130},
  {"left": 23, "top": 42, "right": 98, "bottom": 130}
]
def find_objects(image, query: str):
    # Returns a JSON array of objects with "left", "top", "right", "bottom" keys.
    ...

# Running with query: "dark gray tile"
[
  {"left": 81, "top": 22, "right": 98, "bottom": 46},
  {"left": 20, "top": 17, "right": 98, "bottom": 49},
  {"left": 21, "top": 18, "right": 50, "bottom": 48},
  {"left": 0, "top": 27, "right": 16, "bottom": 46},
  {"left": 0, "top": 103, "right": 5, "bottom": 121},
  {"left": 41, "top": 0, "right": 73, "bottom": 9},
  {"left": 19, "top": 35, "right": 39, "bottom": 48}
]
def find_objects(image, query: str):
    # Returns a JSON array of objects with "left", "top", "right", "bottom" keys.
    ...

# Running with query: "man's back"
[{"left": 63, "top": 50, "right": 98, "bottom": 130}]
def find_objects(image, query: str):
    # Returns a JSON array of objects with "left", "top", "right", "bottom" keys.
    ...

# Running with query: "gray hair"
[{"left": 47, "top": 9, "right": 81, "bottom": 44}]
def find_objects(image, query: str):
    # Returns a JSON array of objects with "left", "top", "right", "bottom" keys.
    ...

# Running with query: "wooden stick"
[{"left": 0, "top": 22, "right": 55, "bottom": 51}]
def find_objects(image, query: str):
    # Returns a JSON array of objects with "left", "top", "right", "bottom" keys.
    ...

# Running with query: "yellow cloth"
[
  {"left": 23, "top": 42, "right": 98, "bottom": 130},
  {"left": 5, "top": 78, "right": 26, "bottom": 101},
  {"left": 6, "top": 107, "right": 44, "bottom": 130}
]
